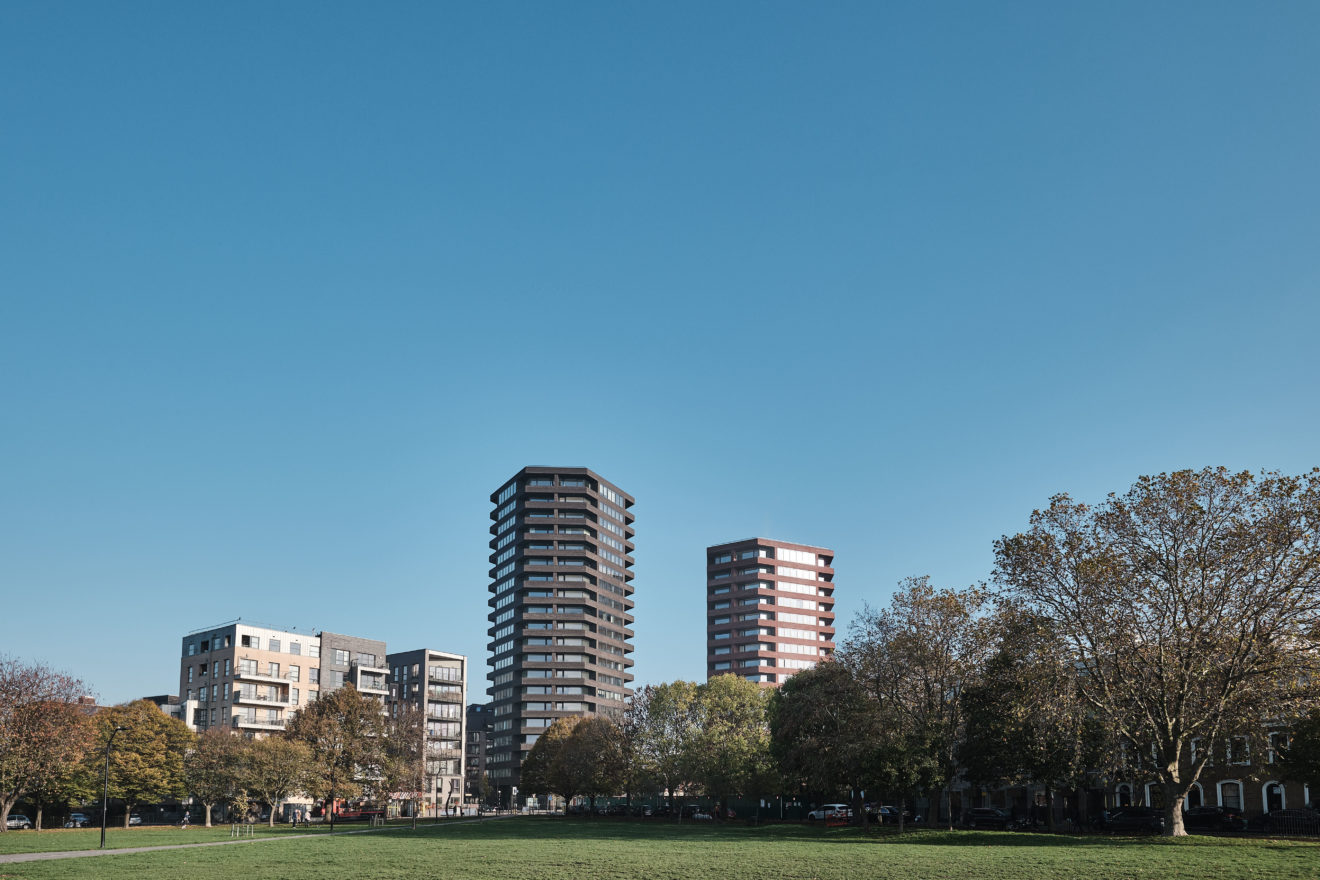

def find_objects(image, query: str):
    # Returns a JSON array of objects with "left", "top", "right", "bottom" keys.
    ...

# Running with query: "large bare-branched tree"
[
  {"left": 994, "top": 467, "right": 1320, "bottom": 836},
  {"left": 0, "top": 658, "right": 94, "bottom": 831}
]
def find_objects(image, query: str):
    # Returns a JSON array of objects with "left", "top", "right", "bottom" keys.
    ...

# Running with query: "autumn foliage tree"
[
  {"left": 284, "top": 684, "right": 386, "bottom": 830},
  {"left": 995, "top": 468, "right": 1320, "bottom": 836},
  {"left": 184, "top": 727, "right": 248, "bottom": 826},
  {"left": 847, "top": 578, "right": 991, "bottom": 828},
  {"left": 80, "top": 699, "right": 195, "bottom": 828},
  {"left": 0, "top": 658, "right": 95, "bottom": 832}
]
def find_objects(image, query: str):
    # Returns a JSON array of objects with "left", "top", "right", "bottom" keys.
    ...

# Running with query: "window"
[
  {"left": 269, "top": 639, "right": 281, "bottom": 653},
  {"left": 1268, "top": 732, "right": 1290, "bottom": 763},
  {"left": 1228, "top": 736, "right": 1250, "bottom": 765},
  {"left": 187, "top": 667, "right": 193, "bottom": 683},
  {"left": 289, "top": 665, "right": 300, "bottom": 682},
  {"left": 308, "top": 668, "right": 320, "bottom": 684},
  {"left": 213, "top": 661, "right": 219, "bottom": 676},
  {"left": 239, "top": 659, "right": 257, "bottom": 675},
  {"left": 222, "top": 682, "right": 229, "bottom": 699},
  {"left": 268, "top": 662, "right": 280, "bottom": 678},
  {"left": 224, "top": 659, "right": 231, "bottom": 675},
  {"left": 290, "top": 642, "right": 301, "bottom": 655},
  {"left": 333, "top": 649, "right": 350, "bottom": 665},
  {"left": 1218, "top": 780, "right": 1242, "bottom": 810}
]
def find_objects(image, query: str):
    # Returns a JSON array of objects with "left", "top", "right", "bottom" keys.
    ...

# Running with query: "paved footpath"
[{"left": 0, "top": 815, "right": 507, "bottom": 864}]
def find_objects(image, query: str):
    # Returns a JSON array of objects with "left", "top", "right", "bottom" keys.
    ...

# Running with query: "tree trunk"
[
  {"left": 898, "top": 796, "right": 906, "bottom": 833},
  {"left": 205, "top": 803, "right": 213, "bottom": 827},
  {"left": 1161, "top": 780, "right": 1189, "bottom": 837},
  {"left": 941, "top": 787, "right": 953, "bottom": 830},
  {"left": 1045, "top": 787, "right": 1055, "bottom": 832},
  {"left": 34, "top": 805, "right": 43, "bottom": 831}
]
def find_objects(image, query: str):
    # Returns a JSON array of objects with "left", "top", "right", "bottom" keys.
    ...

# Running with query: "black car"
[
  {"left": 606, "top": 804, "right": 628, "bottom": 816},
  {"left": 1182, "top": 806, "right": 1246, "bottom": 832},
  {"left": 1100, "top": 806, "right": 1165, "bottom": 834},
  {"left": 965, "top": 807, "right": 1019, "bottom": 830},
  {"left": 1248, "top": 809, "right": 1320, "bottom": 835}
]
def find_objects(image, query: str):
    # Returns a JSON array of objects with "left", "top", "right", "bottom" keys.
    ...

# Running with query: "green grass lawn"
[{"left": 2, "top": 817, "right": 1318, "bottom": 880}]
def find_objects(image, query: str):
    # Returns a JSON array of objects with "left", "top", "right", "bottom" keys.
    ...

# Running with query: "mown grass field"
[{"left": 2, "top": 817, "right": 1317, "bottom": 880}]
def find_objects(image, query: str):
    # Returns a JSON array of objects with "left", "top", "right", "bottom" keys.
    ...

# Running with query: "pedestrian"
[
  {"left": 181, "top": 810, "right": 190, "bottom": 829},
  {"left": 291, "top": 810, "right": 298, "bottom": 829}
]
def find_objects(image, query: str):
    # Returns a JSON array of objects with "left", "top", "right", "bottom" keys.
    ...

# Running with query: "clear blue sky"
[{"left": 2, "top": 2, "right": 1318, "bottom": 705}]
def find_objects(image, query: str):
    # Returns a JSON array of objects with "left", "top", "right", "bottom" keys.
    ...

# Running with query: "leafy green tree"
[
  {"left": 246, "top": 737, "right": 313, "bottom": 826},
  {"left": 689, "top": 675, "right": 775, "bottom": 816},
  {"left": 0, "top": 658, "right": 94, "bottom": 833},
  {"left": 284, "top": 685, "right": 386, "bottom": 829},
  {"left": 184, "top": 728, "right": 248, "bottom": 826},
  {"left": 629, "top": 682, "right": 700, "bottom": 812},
  {"left": 1279, "top": 709, "right": 1320, "bottom": 793},
  {"left": 957, "top": 605, "right": 1105, "bottom": 829},
  {"left": 519, "top": 716, "right": 581, "bottom": 812},
  {"left": 564, "top": 716, "right": 627, "bottom": 813},
  {"left": 79, "top": 700, "right": 195, "bottom": 827},
  {"left": 769, "top": 661, "right": 879, "bottom": 825},
  {"left": 847, "top": 578, "right": 991, "bottom": 829},
  {"left": 995, "top": 468, "right": 1320, "bottom": 836}
]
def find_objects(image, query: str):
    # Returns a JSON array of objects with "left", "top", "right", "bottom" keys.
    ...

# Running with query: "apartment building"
[
  {"left": 486, "top": 467, "right": 636, "bottom": 805},
  {"left": 179, "top": 622, "right": 323, "bottom": 735},
  {"left": 384, "top": 649, "right": 467, "bottom": 814},
  {"left": 320, "top": 632, "right": 389, "bottom": 703},
  {"left": 464, "top": 703, "right": 493, "bottom": 804},
  {"left": 705, "top": 538, "right": 836, "bottom": 686}
]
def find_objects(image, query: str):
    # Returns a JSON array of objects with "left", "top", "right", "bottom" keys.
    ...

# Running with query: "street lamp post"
[{"left": 100, "top": 726, "right": 127, "bottom": 849}]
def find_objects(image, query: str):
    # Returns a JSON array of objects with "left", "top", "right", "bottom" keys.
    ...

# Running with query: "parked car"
[
  {"left": 869, "top": 805, "right": 911, "bottom": 824},
  {"left": 5, "top": 814, "right": 33, "bottom": 830},
  {"left": 63, "top": 812, "right": 91, "bottom": 828},
  {"left": 606, "top": 804, "right": 628, "bottom": 816},
  {"left": 630, "top": 805, "right": 653, "bottom": 817},
  {"left": 965, "top": 807, "right": 1019, "bottom": 831},
  {"left": 129, "top": 814, "right": 143, "bottom": 826},
  {"left": 807, "top": 804, "right": 851, "bottom": 821},
  {"left": 1099, "top": 806, "right": 1164, "bottom": 834},
  {"left": 1182, "top": 806, "right": 1246, "bottom": 832},
  {"left": 1248, "top": 809, "right": 1320, "bottom": 836}
]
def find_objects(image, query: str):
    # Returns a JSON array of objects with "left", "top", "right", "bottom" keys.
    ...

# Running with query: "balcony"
[
  {"left": 232, "top": 715, "right": 285, "bottom": 730},
  {"left": 233, "top": 690, "right": 289, "bottom": 707},
  {"left": 234, "top": 668, "right": 286, "bottom": 684}
]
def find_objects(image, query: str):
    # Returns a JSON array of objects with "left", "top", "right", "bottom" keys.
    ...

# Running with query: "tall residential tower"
[
  {"left": 486, "top": 467, "right": 636, "bottom": 805},
  {"left": 705, "top": 538, "right": 835, "bottom": 685}
]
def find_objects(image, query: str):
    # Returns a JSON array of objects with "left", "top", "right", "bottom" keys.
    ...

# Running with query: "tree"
[
  {"left": 284, "top": 684, "right": 387, "bottom": 830},
  {"left": 519, "top": 716, "right": 581, "bottom": 812},
  {"left": 563, "top": 716, "right": 627, "bottom": 813},
  {"left": 847, "top": 578, "right": 991, "bottom": 829},
  {"left": 769, "top": 661, "right": 880, "bottom": 825},
  {"left": 79, "top": 700, "right": 195, "bottom": 827},
  {"left": 184, "top": 728, "right": 248, "bottom": 826},
  {"left": 1279, "top": 709, "right": 1320, "bottom": 792},
  {"left": 381, "top": 707, "right": 426, "bottom": 824},
  {"left": 689, "top": 675, "right": 776, "bottom": 816},
  {"left": 246, "top": 737, "right": 313, "bottom": 826},
  {"left": 628, "top": 682, "right": 700, "bottom": 812},
  {"left": 994, "top": 467, "right": 1320, "bottom": 836},
  {"left": 0, "top": 658, "right": 95, "bottom": 833},
  {"left": 957, "top": 604, "right": 1106, "bottom": 829}
]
